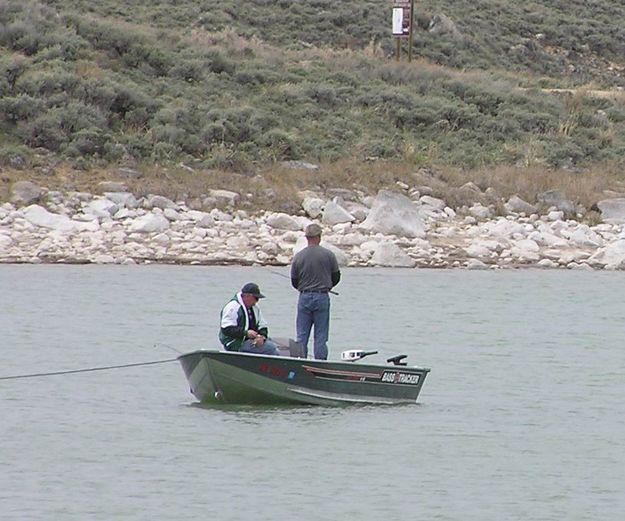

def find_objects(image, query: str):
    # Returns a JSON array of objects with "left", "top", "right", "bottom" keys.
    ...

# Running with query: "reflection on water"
[
  {"left": 186, "top": 400, "right": 420, "bottom": 419},
  {"left": 187, "top": 401, "right": 317, "bottom": 414}
]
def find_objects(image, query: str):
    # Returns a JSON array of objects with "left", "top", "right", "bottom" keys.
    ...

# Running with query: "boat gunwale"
[{"left": 177, "top": 349, "right": 431, "bottom": 373}]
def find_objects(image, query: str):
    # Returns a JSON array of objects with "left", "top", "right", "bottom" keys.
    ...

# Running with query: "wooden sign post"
[{"left": 391, "top": 0, "right": 415, "bottom": 62}]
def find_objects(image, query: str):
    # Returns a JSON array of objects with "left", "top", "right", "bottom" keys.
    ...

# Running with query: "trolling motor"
[
  {"left": 386, "top": 354, "right": 408, "bottom": 366},
  {"left": 341, "top": 350, "right": 378, "bottom": 362}
]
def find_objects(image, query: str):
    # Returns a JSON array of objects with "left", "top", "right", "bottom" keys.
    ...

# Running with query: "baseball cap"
[{"left": 241, "top": 282, "right": 265, "bottom": 298}]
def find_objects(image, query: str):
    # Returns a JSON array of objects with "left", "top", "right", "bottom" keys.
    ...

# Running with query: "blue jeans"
[
  {"left": 296, "top": 292, "right": 330, "bottom": 360},
  {"left": 239, "top": 338, "right": 280, "bottom": 356}
]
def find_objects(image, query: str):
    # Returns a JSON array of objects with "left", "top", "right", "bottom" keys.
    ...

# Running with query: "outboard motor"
[
  {"left": 386, "top": 354, "right": 408, "bottom": 366},
  {"left": 341, "top": 350, "right": 378, "bottom": 362}
]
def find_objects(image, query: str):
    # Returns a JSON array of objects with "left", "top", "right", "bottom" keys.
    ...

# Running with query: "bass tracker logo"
[{"left": 381, "top": 371, "right": 420, "bottom": 385}]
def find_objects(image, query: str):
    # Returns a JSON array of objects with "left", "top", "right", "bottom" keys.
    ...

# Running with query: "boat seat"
[{"left": 272, "top": 337, "right": 305, "bottom": 358}]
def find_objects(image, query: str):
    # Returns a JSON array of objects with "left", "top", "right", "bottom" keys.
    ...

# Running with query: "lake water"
[{"left": 1, "top": 265, "right": 624, "bottom": 520}]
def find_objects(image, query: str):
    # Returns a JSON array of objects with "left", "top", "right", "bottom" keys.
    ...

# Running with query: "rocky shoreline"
[{"left": 3, "top": 180, "right": 625, "bottom": 270}]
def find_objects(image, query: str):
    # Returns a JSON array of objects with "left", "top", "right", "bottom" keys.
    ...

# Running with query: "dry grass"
[
  {"left": 3, "top": 158, "right": 625, "bottom": 213},
  {"left": 524, "top": 87, "right": 625, "bottom": 103},
  {"left": 445, "top": 164, "right": 625, "bottom": 208},
  {"left": 261, "top": 159, "right": 413, "bottom": 193},
  {"left": 74, "top": 59, "right": 104, "bottom": 79}
]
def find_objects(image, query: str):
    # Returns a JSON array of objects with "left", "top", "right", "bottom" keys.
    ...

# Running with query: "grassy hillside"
[
  {"left": 39, "top": 0, "right": 625, "bottom": 85},
  {"left": 0, "top": 0, "right": 624, "bottom": 176}
]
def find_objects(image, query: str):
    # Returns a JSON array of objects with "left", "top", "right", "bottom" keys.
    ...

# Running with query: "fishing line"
[
  {"left": 153, "top": 342, "right": 184, "bottom": 354},
  {"left": 0, "top": 358, "right": 177, "bottom": 381}
]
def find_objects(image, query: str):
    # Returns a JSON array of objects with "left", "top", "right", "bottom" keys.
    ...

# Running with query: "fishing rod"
[{"left": 268, "top": 269, "right": 339, "bottom": 295}]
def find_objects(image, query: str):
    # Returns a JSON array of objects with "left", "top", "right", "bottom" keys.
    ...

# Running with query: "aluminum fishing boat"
[{"left": 178, "top": 342, "right": 430, "bottom": 406}]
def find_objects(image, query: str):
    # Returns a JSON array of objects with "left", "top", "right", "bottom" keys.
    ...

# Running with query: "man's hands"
[{"left": 246, "top": 330, "right": 265, "bottom": 346}]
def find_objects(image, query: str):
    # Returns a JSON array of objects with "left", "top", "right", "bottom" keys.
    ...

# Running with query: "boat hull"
[{"left": 178, "top": 350, "right": 430, "bottom": 406}]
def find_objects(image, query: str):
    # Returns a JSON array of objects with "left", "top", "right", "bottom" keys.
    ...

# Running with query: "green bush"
[
  {"left": 606, "top": 105, "right": 625, "bottom": 124},
  {"left": 152, "top": 141, "right": 179, "bottom": 161},
  {"left": 122, "top": 45, "right": 173, "bottom": 76},
  {"left": 169, "top": 59, "right": 206, "bottom": 82},
  {"left": 499, "top": 108, "right": 556, "bottom": 133},
  {"left": 256, "top": 129, "right": 298, "bottom": 160},
  {"left": 234, "top": 67, "right": 283, "bottom": 86},
  {"left": 356, "top": 138, "right": 399, "bottom": 159},
  {"left": 118, "top": 132, "right": 152, "bottom": 159},
  {"left": 206, "top": 50, "right": 236, "bottom": 75},
  {"left": 108, "top": 83, "right": 158, "bottom": 123},
  {"left": 0, "top": 94, "right": 45, "bottom": 121},
  {"left": 102, "top": 141, "right": 127, "bottom": 162},
  {"left": 67, "top": 127, "right": 109, "bottom": 156},
  {"left": 0, "top": 56, "right": 27, "bottom": 92},
  {"left": 151, "top": 123, "right": 186, "bottom": 145},
  {"left": 0, "top": 0, "right": 623, "bottom": 171},
  {"left": 545, "top": 141, "right": 586, "bottom": 166},
  {"left": 204, "top": 146, "right": 253, "bottom": 172},
  {"left": 59, "top": 101, "right": 107, "bottom": 133},
  {"left": 0, "top": 143, "right": 31, "bottom": 166},
  {"left": 22, "top": 111, "right": 66, "bottom": 150},
  {"left": 202, "top": 107, "right": 271, "bottom": 146},
  {"left": 15, "top": 68, "right": 81, "bottom": 97},
  {"left": 19, "top": 101, "right": 106, "bottom": 151}
]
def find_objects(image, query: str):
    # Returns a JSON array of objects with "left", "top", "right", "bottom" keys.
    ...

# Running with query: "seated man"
[{"left": 219, "top": 282, "right": 280, "bottom": 356}]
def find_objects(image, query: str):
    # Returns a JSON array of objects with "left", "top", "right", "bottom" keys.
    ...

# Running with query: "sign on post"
[
  {"left": 391, "top": 0, "right": 415, "bottom": 61},
  {"left": 392, "top": 0, "right": 411, "bottom": 37}
]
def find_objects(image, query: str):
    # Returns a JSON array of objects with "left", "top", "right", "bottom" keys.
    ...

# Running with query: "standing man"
[
  {"left": 290, "top": 223, "right": 341, "bottom": 360},
  {"left": 219, "top": 282, "right": 280, "bottom": 356}
]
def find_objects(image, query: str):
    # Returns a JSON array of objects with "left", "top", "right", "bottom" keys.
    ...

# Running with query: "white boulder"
[
  {"left": 466, "top": 259, "right": 488, "bottom": 270},
  {"left": 85, "top": 198, "right": 119, "bottom": 218},
  {"left": 464, "top": 239, "right": 503, "bottom": 258},
  {"left": 0, "top": 234, "right": 12, "bottom": 250},
  {"left": 420, "top": 195, "right": 446, "bottom": 211},
  {"left": 537, "top": 259, "right": 558, "bottom": 268},
  {"left": 510, "top": 239, "right": 540, "bottom": 262},
  {"left": 588, "top": 239, "right": 625, "bottom": 269},
  {"left": 144, "top": 195, "right": 178, "bottom": 210},
  {"left": 164, "top": 208, "right": 183, "bottom": 221},
  {"left": 128, "top": 212, "right": 170, "bottom": 233},
  {"left": 186, "top": 210, "right": 215, "bottom": 228},
  {"left": 104, "top": 192, "right": 138, "bottom": 209},
  {"left": 301, "top": 197, "right": 325, "bottom": 219},
  {"left": 469, "top": 203, "right": 492, "bottom": 219},
  {"left": 22, "top": 205, "right": 94, "bottom": 233},
  {"left": 371, "top": 242, "right": 416, "bottom": 268},
  {"left": 360, "top": 190, "right": 425, "bottom": 238},
  {"left": 266, "top": 212, "right": 302, "bottom": 231},
  {"left": 11, "top": 181, "right": 43, "bottom": 206},
  {"left": 482, "top": 218, "right": 526, "bottom": 239},
  {"left": 597, "top": 198, "right": 625, "bottom": 223},
  {"left": 208, "top": 189, "right": 239, "bottom": 207},
  {"left": 568, "top": 225, "right": 603, "bottom": 247},
  {"left": 505, "top": 195, "right": 537, "bottom": 215},
  {"left": 341, "top": 201, "right": 369, "bottom": 222},
  {"left": 322, "top": 199, "right": 355, "bottom": 226}
]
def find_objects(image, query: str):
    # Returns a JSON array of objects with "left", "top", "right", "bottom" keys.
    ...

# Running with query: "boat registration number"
[{"left": 381, "top": 372, "right": 420, "bottom": 385}]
